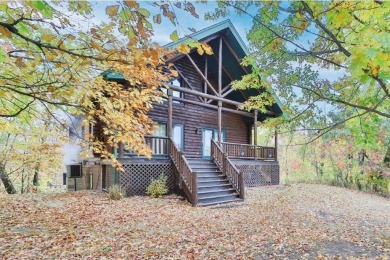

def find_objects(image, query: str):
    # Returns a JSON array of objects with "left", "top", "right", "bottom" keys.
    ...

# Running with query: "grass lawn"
[{"left": 1, "top": 184, "right": 389, "bottom": 259}]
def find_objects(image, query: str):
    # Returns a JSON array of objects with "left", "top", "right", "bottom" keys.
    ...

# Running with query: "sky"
[
  {"left": 89, "top": 1, "right": 254, "bottom": 45},
  {"left": 87, "top": 1, "right": 344, "bottom": 82}
]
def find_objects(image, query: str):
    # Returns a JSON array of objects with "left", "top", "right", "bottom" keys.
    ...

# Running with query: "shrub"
[
  {"left": 108, "top": 185, "right": 126, "bottom": 200},
  {"left": 146, "top": 174, "right": 168, "bottom": 198}
]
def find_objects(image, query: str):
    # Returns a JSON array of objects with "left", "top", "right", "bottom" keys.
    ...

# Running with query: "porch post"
[
  {"left": 275, "top": 129, "right": 278, "bottom": 161},
  {"left": 168, "top": 89, "right": 173, "bottom": 138},
  {"left": 218, "top": 35, "right": 223, "bottom": 145},
  {"left": 204, "top": 55, "right": 208, "bottom": 102},
  {"left": 118, "top": 142, "right": 124, "bottom": 158},
  {"left": 218, "top": 101, "right": 222, "bottom": 145},
  {"left": 254, "top": 109, "right": 258, "bottom": 160}
]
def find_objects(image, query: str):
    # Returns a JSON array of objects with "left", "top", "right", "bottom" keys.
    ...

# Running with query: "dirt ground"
[{"left": 0, "top": 184, "right": 389, "bottom": 259}]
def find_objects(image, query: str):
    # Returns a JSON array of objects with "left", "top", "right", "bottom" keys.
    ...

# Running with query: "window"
[
  {"left": 69, "top": 164, "right": 82, "bottom": 178},
  {"left": 212, "top": 129, "right": 226, "bottom": 142},
  {"left": 154, "top": 123, "right": 167, "bottom": 137},
  {"left": 173, "top": 124, "right": 184, "bottom": 150},
  {"left": 161, "top": 77, "right": 183, "bottom": 103}
]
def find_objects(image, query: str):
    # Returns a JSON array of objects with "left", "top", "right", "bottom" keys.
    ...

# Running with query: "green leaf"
[
  {"left": 17, "top": 22, "right": 29, "bottom": 36},
  {"left": 119, "top": 8, "right": 134, "bottom": 21},
  {"left": 128, "top": 26, "right": 135, "bottom": 39},
  {"left": 136, "top": 8, "right": 150, "bottom": 18},
  {"left": 170, "top": 30, "right": 179, "bottom": 41},
  {"left": 0, "top": 47, "right": 5, "bottom": 62},
  {"left": 32, "top": 0, "right": 45, "bottom": 11},
  {"left": 102, "top": 246, "right": 111, "bottom": 253},
  {"left": 32, "top": 1, "right": 53, "bottom": 18},
  {"left": 145, "top": 20, "right": 152, "bottom": 30}
]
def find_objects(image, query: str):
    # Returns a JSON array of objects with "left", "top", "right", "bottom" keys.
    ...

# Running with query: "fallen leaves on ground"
[{"left": 0, "top": 184, "right": 389, "bottom": 259}]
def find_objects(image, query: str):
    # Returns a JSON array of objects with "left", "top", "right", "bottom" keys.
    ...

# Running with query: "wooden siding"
[{"left": 148, "top": 53, "right": 250, "bottom": 159}]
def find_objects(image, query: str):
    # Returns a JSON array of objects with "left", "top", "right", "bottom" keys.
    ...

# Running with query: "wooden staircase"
[
  {"left": 187, "top": 159, "right": 242, "bottom": 206},
  {"left": 169, "top": 137, "right": 245, "bottom": 206}
]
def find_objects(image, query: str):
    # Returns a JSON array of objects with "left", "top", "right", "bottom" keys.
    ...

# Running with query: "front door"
[
  {"left": 202, "top": 129, "right": 214, "bottom": 159},
  {"left": 201, "top": 128, "right": 226, "bottom": 159}
]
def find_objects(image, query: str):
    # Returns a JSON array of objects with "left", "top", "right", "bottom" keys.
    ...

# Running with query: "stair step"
[
  {"left": 197, "top": 194, "right": 240, "bottom": 206},
  {"left": 194, "top": 170, "right": 222, "bottom": 174},
  {"left": 198, "top": 176, "right": 226, "bottom": 182},
  {"left": 191, "top": 165, "right": 220, "bottom": 170},
  {"left": 198, "top": 180, "right": 230, "bottom": 187},
  {"left": 188, "top": 160, "right": 215, "bottom": 164},
  {"left": 198, "top": 189, "right": 236, "bottom": 198},
  {"left": 187, "top": 159, "right": 213, "bottom": 164},
  {"left": 198, "top": 184, "right": 233, "bottom": 192},
  {"left": 197, "top": 172, "right": 224, "bottom": 177},
  {"left": 197, "top": 198, "right": 244, "bottom": 207}
]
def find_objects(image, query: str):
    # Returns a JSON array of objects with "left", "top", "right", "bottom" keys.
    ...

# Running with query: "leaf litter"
[{"left": 0, "top": 184, "right": 389, "bottom": 259}]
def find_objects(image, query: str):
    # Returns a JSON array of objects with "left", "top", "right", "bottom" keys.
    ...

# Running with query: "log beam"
[
  {"left": 185, "top": 54, "right": 219, "bottom": 96},
  {"left": 222, "top": 36, "right": 249, "bottom": 74},
  {"left": 204, "top": 55, "right": 208, "bottom": 102},
  {"left": 218, "top": 36, "right": 223, "bottom": 145},
  {"left": 172, "top": 96, "right": 254, "bottom": 117},
  {"left": 173, "top": 65, "right": 203, "bottom": 102},
  {"left": 213, "top": 43, "right": 248, "bottom": 101},
  {"left": 166, "top": 84, "right": 276, "bottom": 116}
]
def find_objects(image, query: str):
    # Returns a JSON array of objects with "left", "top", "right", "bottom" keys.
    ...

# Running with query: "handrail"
[
  {"left": 123, "top": 135, "right": 169, "bottom": 156},
  {"left": 221, "top": 141, "right": 276, "bottom": 160},
  {"left": 144, "top": 135, "right": 169, "bottom": 139},
  {"left": 169, "top": 137, "right": 198, "bottom": 205},
  {"left": 211, "top": 140, "right": 245, "bottom": 199},
  {"left": 221, "top": 141, "right": 274, "bottom": 149}
]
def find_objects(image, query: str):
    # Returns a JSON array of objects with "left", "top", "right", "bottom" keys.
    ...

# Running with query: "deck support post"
[
  {"left": 254, "top": 109, "right": 258, "bottom": 160},
  {"left": 275, "top": 129, "right": 278, "bottom": 161},
  {"left": 218, "top": 101, "right": 222, "bottom": 145},
  {"left": 118, "top": 142, "right": 124, "bottom": 158},
  {"left": 168, "top": 89, "right": 173, "bottom": 138}
]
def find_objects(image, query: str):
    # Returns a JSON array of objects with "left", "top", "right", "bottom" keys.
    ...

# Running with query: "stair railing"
[
  {"left": 211, "top": 139, "right": 245, "bottom": 199},
  {"left": 169, "top": 137, "right": 198, "bottom": 205}
]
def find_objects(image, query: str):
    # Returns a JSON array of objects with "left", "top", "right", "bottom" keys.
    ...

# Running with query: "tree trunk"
[
  {"left": 384, "top": 145, "right": 390, "bottom": 167},
  {"left": 21, "top": 171, "right": 25, "bottom": 194},
  {"left": 33, "top": 165, "right": 39, "bottom": 186},
  {"left": 0, "top": 164, "right": 17, "bottom": 194},
  {"left": 358, "top": 149, "right": 366, "bottom": 166}
]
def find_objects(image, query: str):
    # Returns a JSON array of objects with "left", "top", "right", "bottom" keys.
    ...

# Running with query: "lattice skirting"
[
  {"left": 119, "top": 161, "right": 174, "bottom": 196},
  {"left": 234, "top": 161, "right": 279, "bottom": 187}
]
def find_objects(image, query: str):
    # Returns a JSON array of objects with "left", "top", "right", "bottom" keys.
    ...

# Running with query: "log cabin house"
[{"left": 67, "top": 20, "right": 284, "bottom": 206}]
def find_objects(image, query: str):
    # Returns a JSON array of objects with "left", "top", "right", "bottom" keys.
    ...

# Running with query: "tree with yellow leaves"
[{"left": 0, "top": 1, "right": 201, "bottom": 193}]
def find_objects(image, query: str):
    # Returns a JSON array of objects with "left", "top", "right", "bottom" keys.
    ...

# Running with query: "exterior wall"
[
  {"left": 232, "top": 160, "right": 279, "bottom": 187},
  {"left": 66, "top": 162, "right": 114, "bottom": 191},
  {"left": 148, "top": 54, "right": 251, "bottom": 159}
]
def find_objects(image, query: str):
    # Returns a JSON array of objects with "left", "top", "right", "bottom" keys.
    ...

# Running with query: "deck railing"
[
  {"left": 221, "top": 142, "right": 277, "bottom": 160},
  {"left": 211, "top": 140, "right": 245, "bottom": 199},
  {"left": 169, "top": 137, "right": 198, "bottom": 205},
  {"left": 123, "top": 135, "right": 169, "bottom": 157}
]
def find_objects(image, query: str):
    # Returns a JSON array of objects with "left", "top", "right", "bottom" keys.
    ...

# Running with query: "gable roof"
[
  {"left": 165, "top": 19, "right": 247, "bottom": 55},
  {"left": 104, "top": 19, "right": 285, "bottom": 119},
  {"left": 164, "top": 19, "right": 284, "bottom": 119}
]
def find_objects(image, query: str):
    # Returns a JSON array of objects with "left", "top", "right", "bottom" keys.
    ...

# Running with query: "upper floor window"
[{"left": 162, "top": 77, "right": 183, "bottom": 103}]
